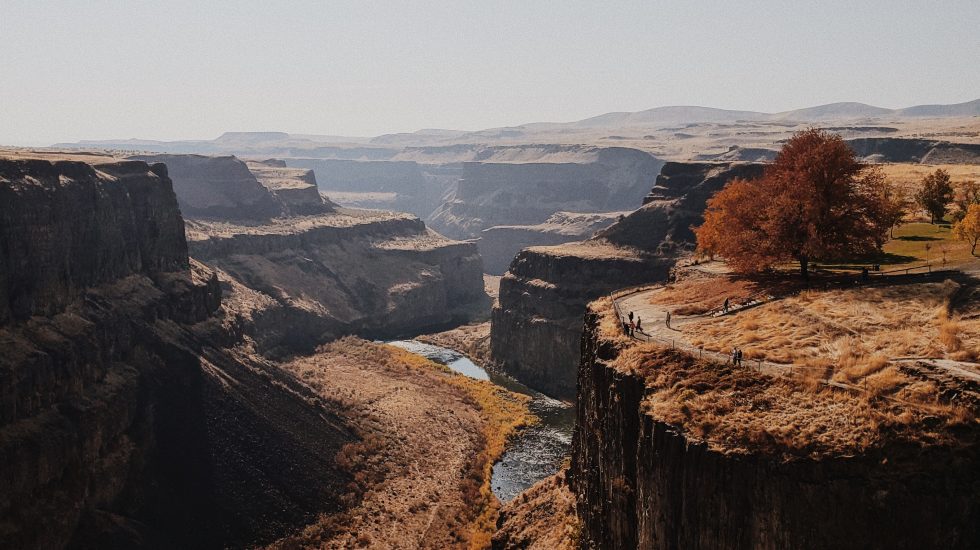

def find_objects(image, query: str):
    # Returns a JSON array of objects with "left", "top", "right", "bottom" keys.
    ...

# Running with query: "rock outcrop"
[
  {"left": 185, "top": 209, "right": 488, "bottom": 357},
  {"left": 847, "top": 137, "right": 980, "bottom": 164},
  {"left": 131, "top": 154, "right": 282, "bottom": 220},
  {"left": 245, "top": 160, "right": 336, "bottom": 216},
  {"left": 288, "top": 158, "right": 452, "bottom": 218},
  {"left": 429, "top": 147, "right": 664, "bottom": 239},
  {"left": 478, "top": 211, "right": 626, "bottom": 275},
  {"left": 0, "top": 157, "right": 354, "bottom": 549},
  {"left": 570, "top": 307, "right": 980, "bottom": 550},
  {"left": 490, "top": 162, "right": 760, "bottom": 397},
  {"left": 0, "top": 159, "right": 187, "bottom": 322}
]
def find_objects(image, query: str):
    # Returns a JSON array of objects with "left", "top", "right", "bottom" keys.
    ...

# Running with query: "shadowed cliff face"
[
  {"left": 0, "top": 159, "right": 354, "bottom": 549},
  {"left": 131, "top": 154, "right": 283, "bottom": 221},
  {"left": 846, "top": 137, "right": 980, "bottom": 164},
  {"left": 0, "top": 159, "right": 188, "bottom": 322},
  {"left": 478, "top": 211, "right": 625, "bottom": 275},
  {"left": 490, "top": 162, "right": 759, "bottom": 398},
  {"left": 429, "top": 147, "right": 664, "bottom": 240},
  {"left": 125, "top": 153, "right": 488, "bottom": 356},
  {"left": 185, "top": 210, "right": 488, "bottom": 357},
  {"left": 571, "top": 310, "right": 980, "bottom": 550}
]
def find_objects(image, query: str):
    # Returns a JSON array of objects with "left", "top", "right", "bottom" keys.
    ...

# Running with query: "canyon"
[
  {"left": 0, "top": 156, "right": 355, "bottom": 548},
  {"left": 490, "top": 162, "right": 765, "bottom": 398},
  {"left": 5, "top": 98, "right": 980, "bottom": 550}
]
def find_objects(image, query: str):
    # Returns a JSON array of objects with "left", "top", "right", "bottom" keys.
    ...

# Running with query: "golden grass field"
[
  {"left": 594, "top": 291, "right": 977, "bottom": 458},
  {"left": 686, "top": 279, "right": 978, "bottom": 365}
]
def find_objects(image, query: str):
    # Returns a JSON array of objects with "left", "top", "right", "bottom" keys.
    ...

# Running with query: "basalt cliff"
[
  {"left": 490, "top": 162, "right": 764, "bottom": 398},
  {"left": 569, "top": 297, "right": 979, "bottom": 549},
  {"left": 153, "top": 154, "right": 488, "bottom": 357},
  {"left": 0, "top": 157, "right": 355, "bottom": 548}
]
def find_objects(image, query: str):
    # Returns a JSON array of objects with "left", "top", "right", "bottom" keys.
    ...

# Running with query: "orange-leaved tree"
[
  {"left": 694, "top": 129, "right": 895, "bottom": 278},
  {"left": 952, "top": 203, "right": 980, "bottom": 256}
]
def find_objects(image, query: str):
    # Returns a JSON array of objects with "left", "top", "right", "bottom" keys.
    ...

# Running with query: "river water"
[{"left": 387, "top": 340, "right": 574, "bottom": 502}]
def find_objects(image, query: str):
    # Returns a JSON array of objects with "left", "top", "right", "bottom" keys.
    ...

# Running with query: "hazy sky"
[{"left": 2, "top": 0, "right": 978, "bottom": 145}]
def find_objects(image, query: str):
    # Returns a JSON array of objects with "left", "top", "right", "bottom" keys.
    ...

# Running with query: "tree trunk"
[{"left": 799, "top": 255, "right": 809, "bottom": 279}]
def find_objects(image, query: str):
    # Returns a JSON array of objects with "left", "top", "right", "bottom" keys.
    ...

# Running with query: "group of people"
[
  {"left": 730, "top": 347, "right": 744, "bottom": 367},
  {"left": 622, "top": 310, "right": 643, "bottom": 336},
  {"left": 623, "top": 311, "right": 643, "bottom": 336}
]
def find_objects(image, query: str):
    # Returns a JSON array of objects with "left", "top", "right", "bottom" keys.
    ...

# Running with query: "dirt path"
[{"left": 271, "top": 339, "right": 504, "bottom": 549}]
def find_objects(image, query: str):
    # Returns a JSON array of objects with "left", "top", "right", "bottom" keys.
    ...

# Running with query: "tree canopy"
[
  {"left": 916, "top": 168, "right": 954, "bottom": 224},
  {"left": 694, "top": 129, "right": 897, "bottom": 277},
  {"left": 952, "top": 203, "right": 980, "bottom": 256}
]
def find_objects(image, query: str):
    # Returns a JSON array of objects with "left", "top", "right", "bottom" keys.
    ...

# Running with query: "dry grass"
[
  {"left": 387, "top": 346, "right": 535, "bottom": 550},
  {"left": 878, "top": 163, "right": 980, "bottom": 203},
  {"left": 594, "top": 275, "right": 980, "bottom": 458},
  {"left": 615, "top": 344, "right": 976, "bottom": 458},
  {"left": 491, "top": 470, "right": 579, "bottom": 550},
  {"left": 687, "top": 280, "right": 979, "bottom": 370},
  {"left": 647, "top": 273, "right": 765, "bottom": 315},
  {"left": 271, "top": 337, "right": 532, "bottom": 549}
]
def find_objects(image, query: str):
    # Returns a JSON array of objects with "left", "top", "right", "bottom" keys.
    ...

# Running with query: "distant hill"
[{"left": 50, "top": 99, "right": 978, "bottom": 153}]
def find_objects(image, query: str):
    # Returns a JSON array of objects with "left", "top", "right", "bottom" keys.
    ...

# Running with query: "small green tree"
[{"left": 915, "top": 169, "right": 954, "bottom": 223}]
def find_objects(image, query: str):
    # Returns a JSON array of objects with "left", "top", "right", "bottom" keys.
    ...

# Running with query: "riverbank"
[{"left": 269, "top": 337, "right": 532, "bottom": 549}]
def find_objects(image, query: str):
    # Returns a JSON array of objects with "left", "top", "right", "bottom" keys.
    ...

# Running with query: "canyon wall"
[
  {"left": 132, "top": 153, "right": 487, "bottom": 355},
  {"left": 0, "top": 158, "right": 354, "bottom": 549},
  {"left": 847, "top": 137, "right": 980, "bottom": 164},
  {"left": 132, "top": 154, "right": 282, "bottom": 220},
  {"left": 185, "top": 211, "right": 488, "bottom": 357},
  {"left": 245, "top": 159, "right": 336, "bottom": 216},
  {"left": 288, "top": 158, "right": 454, "bottom": 218},
  {"left": 571, "top": 310, "right": 979, "bottom": 550},
  {"left": 430, "top": 147, "right": 664, "bottom": 239},
  {"left": 478, "top": 211, "right": 625, "bottom": 275},
  {"left": 490, "top": 162, "right": 760, "bottom": 398}
]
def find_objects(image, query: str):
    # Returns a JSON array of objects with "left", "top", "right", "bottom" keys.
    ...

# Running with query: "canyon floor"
[{"left": 268, "top": 338, "right": 531, "bottom": 549}]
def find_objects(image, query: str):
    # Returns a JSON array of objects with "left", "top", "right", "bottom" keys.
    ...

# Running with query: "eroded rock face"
[
  {"left": 429, "top": 147, "right": 664, "bottom": 239},
  {"left": 571, "top": 311, "right": 980, "bottom": 550},
  {"left": 185, "top": 210, "right": 488, "bottom": 357},
  {"left": 490, "top": 162, "right": 758, "bottom": 397},
  {"left": 131, "top": 154, "right": 282, "bottom": 220},
  {"left": 0, "top": 159, "right": 353, "bottom": 548},
  {"left": 245, "top": 160, "right": 336, "bottom": 216},
  {"left": 289, "top": 158, "right": 452, "bottom": 219},
  {"left": 847, "top": 137, "right": 980, "bottom": 164},
  {"left": 0, "top": 159, "right": 188, "bottom": 322},
  {"left": 478, "top": 211, "right": 625, "bottom": 275}
]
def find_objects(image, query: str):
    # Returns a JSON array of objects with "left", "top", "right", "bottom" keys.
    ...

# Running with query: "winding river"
[{"left": 387, "top": 340, "right": 574, "bottom": 502}]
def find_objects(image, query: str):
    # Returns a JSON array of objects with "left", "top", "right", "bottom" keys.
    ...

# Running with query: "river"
[{"left": 387, "top": 340, "right": 574, "bottom": 502}]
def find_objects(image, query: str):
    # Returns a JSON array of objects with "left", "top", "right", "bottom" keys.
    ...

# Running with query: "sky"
[{"left": 1, "top": 0, "right": 979, "bottom": 145}]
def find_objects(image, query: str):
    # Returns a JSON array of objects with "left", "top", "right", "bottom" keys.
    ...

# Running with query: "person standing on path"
[
  {"left": 636, "top": 317, "right": 642, "bottom": 334},
  {"left": 629, "top": 319, "right": 636, "bottom": 336},
  {"left": 628, "top": 311, "right": 634, "bottom": 323},
  {"left": 723, "top": 298, "right": 730, "bottom": 313},
  {"left": 736, "top": 348, "right": 743, "bottom": 367},
  {"left": 665, "top": 311, "right": 671, "bottom": 328}
]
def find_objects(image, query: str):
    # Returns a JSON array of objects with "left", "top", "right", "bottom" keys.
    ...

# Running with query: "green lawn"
[{"left": 775, "top": 221, "right": 978, "bottom": 275}]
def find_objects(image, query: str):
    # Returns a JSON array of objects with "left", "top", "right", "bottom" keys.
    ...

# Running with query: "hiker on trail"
[
  {"left": 736, "top": 348, "right": 743, "bottom": 367},
  {"left": 636, "top": 317, "right": 642, "bottom": 333},
  {"left": 723, "top": 297, "right": 730, "bottom": 313},
  {"left": 861, "top": 267, "right": 870, "bottom": 281},
  {"left": 665, "top": 311, "right": 671, "bottom": 328},
  {"left": 629, "top": 319, "right": 636, "bottom": 336},
  {"left": 622, "top": 317, "right": 629, "bottom": 335},
  {"left": 628, "top": 311, "right": 634, "bottom": 322},
  {"left": 731, "top": 347, "right": 738, "bottom": 366}
]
